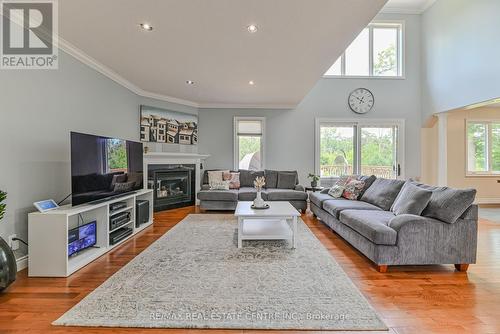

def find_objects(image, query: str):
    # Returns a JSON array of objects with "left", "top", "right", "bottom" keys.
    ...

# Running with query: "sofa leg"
[
  {"left": 377, "top": 265, "right": 388, "bottom": 273},
  {"left": 454, "top": 264, "right": 469, "bottom": 272}
]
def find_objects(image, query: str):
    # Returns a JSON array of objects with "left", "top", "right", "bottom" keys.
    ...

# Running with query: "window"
[
  {"left": 234, "top": 117, "right": 265, "bottom": 170},
  {"left": 466, "top": 120, "right": 500, "bottom": 175},
  {"left": 315, "top": 119, "right": 404, "bottom": 179},
  {"left": 324, "top": 22, "right": 403, "bottom": 77}
]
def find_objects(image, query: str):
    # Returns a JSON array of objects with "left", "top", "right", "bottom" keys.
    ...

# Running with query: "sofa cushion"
[
  {"left": 277, "top": 171, "right": 298, "bottom": 189},
  {"left": 339, "top": 210, "right": 397, "bottom": 245},
  {"left": 391, "top": 181, "right": 432, "bottom": 216},
  {"left": 264, "top": 170, "right": 279, "bottom": 188},
  {"left": 265, "top": 188, "right": 308, "bottom": 201},
  {"left": 239, "top": 170, "right": 265, "bottom": 187},
  {"left": 412, "top": 183, "right": 477, "bottom": 224},
  {"left": 322, "top": 199, "right": 382, "bottom": 219},
  {"left": 309, "top": 192, "right": 335, "bottom": 208},
  {"left": 238, "top": 187, "right": 268, "bottom": 201},
  {"left": 197, "top": 189, "right": 238, "bottom": 201},
  {"left": 360, "top": 178, "right": 405, "bottom": 211}
]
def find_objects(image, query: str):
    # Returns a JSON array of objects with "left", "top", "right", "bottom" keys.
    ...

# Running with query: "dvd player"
[
  {"left": 110, "top": 201, "right": 127, "bottom": 213},
  {"left": 109, "top": 227, "right": 133, "bottom": 245}
]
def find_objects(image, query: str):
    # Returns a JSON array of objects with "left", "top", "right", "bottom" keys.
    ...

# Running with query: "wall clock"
[{"left": 348, "top": 88, "right": 374, "bottom": 114}]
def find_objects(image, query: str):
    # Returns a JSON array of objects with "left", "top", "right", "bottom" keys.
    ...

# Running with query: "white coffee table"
[{"left": 234, "top": 201, "right": 300, "bottom": 249}]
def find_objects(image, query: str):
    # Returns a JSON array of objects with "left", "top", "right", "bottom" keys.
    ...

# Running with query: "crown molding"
[
  {"left": 380, "top": 0, "right": 437, "bottom": 15},
  {"left": 199, "top": 103, "right": 295, "bottom": 110},
  {"left": 57, "top": 37, "right": 200, "bottom": 108}
]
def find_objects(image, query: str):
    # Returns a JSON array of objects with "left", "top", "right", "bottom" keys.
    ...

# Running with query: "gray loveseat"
[
  {"left": 198, "top": 169, "right": 307, "bottom": 212},
  {"left": 310, "top": 178, "right": 478, "bottom": 272}
]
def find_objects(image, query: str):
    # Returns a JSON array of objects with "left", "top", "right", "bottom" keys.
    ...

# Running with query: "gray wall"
[
  {"left": 421, "top": 0, "right": 500, "bottom": 121},
  {"left": 0, "top": 51, "right": 197, "bottom": 257},
  {"left": 198, "top": 14, "right": 422, "bottom": 184}
]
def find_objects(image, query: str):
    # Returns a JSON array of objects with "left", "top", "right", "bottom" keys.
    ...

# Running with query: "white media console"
[{"left": 28, "top": 189, "right": 153, "bottom": 277}]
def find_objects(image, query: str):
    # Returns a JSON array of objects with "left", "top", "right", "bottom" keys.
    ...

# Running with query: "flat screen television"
[
  {"left": 68, "top": 221, "right": 97, "bottom": 256},
  {"left": 71, "top": 132, "right": 143, "bottom": 206}
]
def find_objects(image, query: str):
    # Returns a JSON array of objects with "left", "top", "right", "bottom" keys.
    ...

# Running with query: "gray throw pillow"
[
  {"left": 264, "top": 170, "right": 279, "bottom": 188},
  {"left": 391, "top": 181, "right": 432, "bottom": 216},
  {"left": 277, "top": 171, "right": 298, "bottom": 189},
  {"left": 357, "top": 175, "right": 376, "bottom": 199},
  {"left": 360, "top": 178, "right": 405, "bottom": 211},
  {"left": 239, "top": 169, "right": 265, "bottom": 187},
  {"left": 413, "top": 183, "right": 477, "bottom": 224}
]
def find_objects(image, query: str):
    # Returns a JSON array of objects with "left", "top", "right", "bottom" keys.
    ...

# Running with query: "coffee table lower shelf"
[{"left": 237, "top": 218, "right": 296, "bottom": 249}]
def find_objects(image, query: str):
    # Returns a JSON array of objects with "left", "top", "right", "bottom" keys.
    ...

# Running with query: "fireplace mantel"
[{"left": 144, "top": 152, "right": 210, "bottom": 160}]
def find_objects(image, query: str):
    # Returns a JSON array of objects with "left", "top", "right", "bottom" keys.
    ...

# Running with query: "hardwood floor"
[{"left": 1, "top": 206, "right": 500, "bottom": 334}]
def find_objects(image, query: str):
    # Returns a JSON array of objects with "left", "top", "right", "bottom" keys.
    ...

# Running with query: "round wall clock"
[{"left": 348, "top": 88, "right": 374, "bottom": 114}]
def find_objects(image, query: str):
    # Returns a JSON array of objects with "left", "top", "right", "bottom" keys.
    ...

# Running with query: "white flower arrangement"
[{"left": 253, "top": 176, "right": 266, "bottom": 192}]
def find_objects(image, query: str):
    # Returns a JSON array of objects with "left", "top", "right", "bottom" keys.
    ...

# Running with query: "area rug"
[{"left": 53, "top": 214, "right": 387, "bottom": 330}]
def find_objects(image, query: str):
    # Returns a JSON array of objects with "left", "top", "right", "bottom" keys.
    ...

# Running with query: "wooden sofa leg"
[
  {"left": 377, "top": 265, "right": 388, "bottom": 273},
  {"left": 454, "top": 264, "right": 469, "bottom": 272}
]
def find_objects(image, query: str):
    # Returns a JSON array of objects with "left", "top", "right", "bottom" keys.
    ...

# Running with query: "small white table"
[{"left": 234, "top": 201, "right": 300, "bottom": 249}]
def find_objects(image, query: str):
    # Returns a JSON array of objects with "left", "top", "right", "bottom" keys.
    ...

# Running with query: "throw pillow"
[
  {"left": 210, "top": 180, "right": 230, "bottom": 190},
  {"left": 342, "top": 179, "right": 366, "bottom": 200},
  {"left": 223, "top": 172, "right": 240, "bottom": 189},
  {"left": 360, "top": 178, "right": 405, "bottom": 211},
  {"left": 357, "top": 175, "right": 376, "bottom": 199},
  {"left": 277, "top": 171, "right": 298, "bottom": 189},
  {"left": 328, "top": 185, "right": 345, "bottom": 198},
  {"left": 412, "top": 182, "right": 477, "bottom": 224},
  {"left": 264, "top": 170, "right": 279, "bottom": 188},
  {"left": 207, "top": 170, "right": 224, "bottom": 185},
  {"left": 239, "top": 170, "right": 265, "bottom": 187},
  {"left": 391, "top": 181, "right": 432, "bottom": 215}
]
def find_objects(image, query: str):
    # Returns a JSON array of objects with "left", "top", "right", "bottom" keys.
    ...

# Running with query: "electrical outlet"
[{"left": 8, "top": 234, "right": 19, "bottom": 251}]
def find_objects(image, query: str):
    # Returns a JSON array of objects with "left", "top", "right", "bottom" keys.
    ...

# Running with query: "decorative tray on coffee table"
[{"left": 251, "top": 203, "right": 270, "bottom": 210}]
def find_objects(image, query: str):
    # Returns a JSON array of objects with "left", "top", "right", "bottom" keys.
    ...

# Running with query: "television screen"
[
  {"left": 68, "top": 221, "right": 97, "bottom": 256},
  {"left": 71, "top": 132, "right": 144, "bottom": 206}
]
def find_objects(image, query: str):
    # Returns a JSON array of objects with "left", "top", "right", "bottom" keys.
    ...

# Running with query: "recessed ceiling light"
[
  {"left": 186, "top": 80, "right": 195, "bottom": 85},
  {"left": 247, "top": 24, "right": 258, "bottom": 33},
  {"left": 140, "top": 23, "right": 153, "bottom": 31},
  {"left": 249, "top": 80, "right": 255, "bottom": 85}
]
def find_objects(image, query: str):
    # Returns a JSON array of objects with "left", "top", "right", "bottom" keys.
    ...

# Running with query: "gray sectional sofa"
[
  {"left": 197, "top": 169, "right": 308, "bottom": 211},
  {"left": 310, "top": 178, "right": 478, "bottom": 272}
]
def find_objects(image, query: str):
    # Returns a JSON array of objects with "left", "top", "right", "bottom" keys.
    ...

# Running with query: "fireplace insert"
[{"left": 148, "top": 164, "right": 196, "bottom": 211}]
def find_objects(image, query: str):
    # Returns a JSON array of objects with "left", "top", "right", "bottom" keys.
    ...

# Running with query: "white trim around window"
[
  {"left": 323, "top": 21, "right": 405, "bottom": 79},
  {"left": 233, "top": 117, "right": 266, "bottom": 171},
  {"left": 465, "top": 119, "right": 500, "bottom": 176},
  {"left": 314, "top": 118, "right": 405, "bottom": 179}
]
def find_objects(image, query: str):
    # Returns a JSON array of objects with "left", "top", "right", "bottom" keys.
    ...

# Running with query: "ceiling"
[
  {"left": 58, "top": 0, "right": 387, "bottom": 108},
  {"left": 382, "top": 0, "right": 437, "bottom": 14}
]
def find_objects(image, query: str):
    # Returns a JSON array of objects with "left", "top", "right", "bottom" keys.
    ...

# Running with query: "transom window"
[
  {"left": 234, "top": 117, "right": 265, "bottom": 170},
  {"left": 466, "top": 120, "right": 500, "bottom": 175},
  {"left": 324, "top": 22, "right": 404, "bottom": 78}
]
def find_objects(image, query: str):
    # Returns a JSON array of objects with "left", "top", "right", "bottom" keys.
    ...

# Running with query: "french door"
[{"left": 315, "top": 119, "right": 404, "bottom": 180}]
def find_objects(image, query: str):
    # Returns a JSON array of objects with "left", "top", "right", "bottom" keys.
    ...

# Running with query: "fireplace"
[{"left": 148, "top": 164, "right": 196, "bottom": 212}]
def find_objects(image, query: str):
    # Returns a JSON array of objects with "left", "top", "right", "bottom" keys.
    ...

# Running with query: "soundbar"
[{"left": 109, "top": 227, "right": 133, "bottom": 245}]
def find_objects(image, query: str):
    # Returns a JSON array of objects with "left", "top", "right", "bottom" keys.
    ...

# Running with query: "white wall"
[
  {"left": 0, "top": 51, "right": 197, "bottom": 257},
  {"left": 198, "top": 13, "right": 422, "bottom": 184},
  {"left": 421, "top": 0, "right": 500, "bottom": 121}
]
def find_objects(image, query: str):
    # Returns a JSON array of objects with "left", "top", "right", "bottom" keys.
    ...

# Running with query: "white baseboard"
[
  {"left": 16, "top": 255, "right": 28, "bottom": 272},
  {"left": 475, "top": 198, "right": 500, "bottom": 205}
]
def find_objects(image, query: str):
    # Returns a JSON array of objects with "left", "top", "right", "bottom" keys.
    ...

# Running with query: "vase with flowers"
[{"left": 253, "top": 176, "right": 266, "bottom": 208}]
